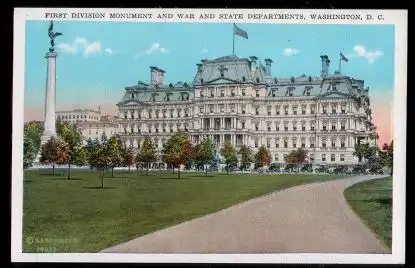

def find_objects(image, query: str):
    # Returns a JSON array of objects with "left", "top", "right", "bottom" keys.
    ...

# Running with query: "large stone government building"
[{"left": 116, "top": 55, "right": 377, "bottom": 167}]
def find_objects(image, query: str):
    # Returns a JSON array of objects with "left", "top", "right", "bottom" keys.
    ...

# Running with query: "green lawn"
[
  {"left": 23, "top": 169, "right": 339, "bottom": 253},
  {"left": 344, "top": 177, "right": 392, "bottom": 249}
]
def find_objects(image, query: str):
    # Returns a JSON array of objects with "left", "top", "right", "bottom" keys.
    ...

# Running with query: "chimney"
[
  {"left": 320, "top": 55, "right": 330, "bottom": 77},
  {"left": 249, "top": 56, "right": 258, "bottom": 72},
  {"left": 150, "top": 66, "right": 165, "bottom": 85},
  {"left": 264, "top": 58, "right": 273, "bottom": 76},
  {"left": 196, "top": 63, "right": 203, "bottom": 73}
]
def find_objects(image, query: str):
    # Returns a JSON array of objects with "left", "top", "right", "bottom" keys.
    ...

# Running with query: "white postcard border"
[{"left": 12, "top": 8, "right": 407, "bottom": 264}]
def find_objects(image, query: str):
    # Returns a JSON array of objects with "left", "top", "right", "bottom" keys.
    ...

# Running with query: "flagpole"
[
  {"left": 339, "top": 53, "right": 342, "bottom": 74},
  {"left": 232, "top": 24, "right": 235, "bottom": 55}
]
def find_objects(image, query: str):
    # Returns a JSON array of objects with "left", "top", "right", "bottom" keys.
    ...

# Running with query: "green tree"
[
  {"left": 284, "top": 148, "right": 308, "bottom": 170},
  {"left": 105, "top": 136, "right": 123, "bottom": 177},
  {"left": 39, "top": 136, "right": 70, "bottom": 175},
  {"left": 57, "top": 122, "right": 85, "bottom": 179},
  {"left": 136, "top": 137, "right": 157, "bottom": 176},
  {"left": 89, "top": 143, "right": 111, "bottom": 189},
  {"left": 23, "top": 136, "right": 37, "bottom": 169},
  {"left": 239, "top": 145, "right": 253, "bottom": 170},
  {"left": 220, "top": 141, "right": 238, "bottom": 174},
  {"left": 163, "top": 131, "right": 194, "bottom": 179},
  {"left": 24, "top": 121, "right": 41, "bottom": 152},
  {"left": 381, "top": 140, "right": 394, "bottom": 175},
  {"left": 121, "top": 146, "right": 135, "bottom": 172},
  {"left": 194, "top": 138, "right": 214, "bottom": 176},
  {"left": 254, "top": 145, "right": 271, "bottom": 169}
]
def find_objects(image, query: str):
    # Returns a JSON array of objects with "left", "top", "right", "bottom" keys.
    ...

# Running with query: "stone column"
[{"left": 40, "top": 51, "right": 58, "bottom": 145}]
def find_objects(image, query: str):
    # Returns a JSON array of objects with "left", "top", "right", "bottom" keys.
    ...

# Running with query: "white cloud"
[
  {"left": 57, "top": 37, "right": 113, "bottom": 57},
  {"left": 282, "top": 48, "right": 300, "bottom": 56},
  {"left": 105, "top": 48, "right": 113, "bottom": 55},
  {"left": 201, "top": 49, "right": 208, "bottom": 54},
  {"left": 134, "top": 42, "right": 169, "bottom": 59},
  {"left": 352, "top": 44, "right": 384, "bottom": 64}
]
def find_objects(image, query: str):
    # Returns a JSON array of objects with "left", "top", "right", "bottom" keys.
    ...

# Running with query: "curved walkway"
[{"left": 101, "top": 175, "right": 390, "bottom": 254}]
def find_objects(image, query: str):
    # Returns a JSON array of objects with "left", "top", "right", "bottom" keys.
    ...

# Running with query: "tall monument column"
[{"left": 40, "top": 51, "right": 58, "bottom": 144}]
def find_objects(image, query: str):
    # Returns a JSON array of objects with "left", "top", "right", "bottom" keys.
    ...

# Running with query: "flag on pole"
[
  {"left": 233, "top": 24, "right": 248, "bottom": 39},
  {"left": 340, "top": 52, "right": 349, "bottom": 62}
]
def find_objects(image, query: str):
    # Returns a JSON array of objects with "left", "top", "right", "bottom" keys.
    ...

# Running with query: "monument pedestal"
[{"left": 34, "top": 51, "right": 58, "bottom": 164}]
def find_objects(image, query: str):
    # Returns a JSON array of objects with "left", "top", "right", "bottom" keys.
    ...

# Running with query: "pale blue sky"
[{"left": 24, "top": 21, "right": 394, "bottom": 110}]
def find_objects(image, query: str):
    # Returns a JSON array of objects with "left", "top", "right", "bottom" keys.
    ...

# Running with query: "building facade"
[
  {"left": 57, "top": 108, "right": 102, "bottom": 124},
  {"left": 76, "top": 117, "right": 119, "bottom": 143},
  {"left": 117, "top": 55, "right": 377, "bottom": 167}
]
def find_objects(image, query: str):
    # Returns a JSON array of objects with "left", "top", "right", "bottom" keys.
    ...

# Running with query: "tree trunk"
[
  {"left": 205, "top": 165, "right": 208, "bottom": 177},
  {"left": 112, "top": 167, "right": 114, "bottom": 178},
  {"left": 178, "top": 166, "right": 181, "bottom": 179},
  {"left": 101, "top": 169, "right": 104, "bottom": 189},
  {"left": 128, "top": 166, "right": 131, "bottom": 173},
  {"left": 226, "top": 164, "right": 229, "bottom": 175},
  {"left": 146, "top": 163, "right": 149, "bottom": 176},
  {"left": 67, "top": 162, "right": 71, "bottom": 180},
  {"left": 52, "top": 164, "right": 55, "bottom": 175},
  {"left": 172, "top": 167, "right": 175, "bottom": 174}
]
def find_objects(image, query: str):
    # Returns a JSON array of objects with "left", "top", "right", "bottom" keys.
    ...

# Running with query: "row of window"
[
  {"left": 250, "top": 123, "right": 346, "bottom": 131},
  {"left": 58, "top": 115, "right": 99, "bottom": 120},
  {"left": 130, "top": 92, "right": 190, "bottom": 102},
  {"left": 254, "top": 140, "right": 347, "bottom": 148},
  {"left": 123, "top": 108, "right": 190, "bottom": 119},
  {"left": 124, "top": 126, "right": 189, "bottom": 134}
]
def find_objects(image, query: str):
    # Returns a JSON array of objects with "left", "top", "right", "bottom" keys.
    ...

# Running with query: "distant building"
[
  {"left": 56, "top": 108, "right": 101, "bottom": 124},
  {"left": 76, "top": 116, "right": 119, "bottom": 143},
  {"left": 117, "top": 54, "right": 377, "bottom": 168}
]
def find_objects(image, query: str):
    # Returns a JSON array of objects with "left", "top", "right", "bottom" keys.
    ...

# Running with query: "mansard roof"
[{"left": 193, "top": 55, "right": 268, "bottom": 85}]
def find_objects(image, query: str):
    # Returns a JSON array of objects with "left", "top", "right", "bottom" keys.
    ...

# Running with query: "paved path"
[{"left": 101, "top": 175, "right": 390, "bottom": 254}]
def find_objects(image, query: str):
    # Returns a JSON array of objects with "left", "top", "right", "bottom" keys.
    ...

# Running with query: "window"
[
  {"left": 256, "top": 90, "right": 260, "bottom": 97},
  {"left": 96, "top": 131, "right": 98, "bottom": 135},
  {"left": 220, "top": 105, "right": 225, "bottom": 112},
  {"left": 284, "top": 106, "right": 289, "bottom": 115},
  {"left": 322, "top": 140, "right": 327, "bottom": 148},
  {"left": 276, "top": 106, "right": 280, "bottom": 115},
  {"left": 341, "top": 122, "right": 346, "bottom": 130},
  {"left": 332, "top": 124, "right": 336, "bottom": 130},
  {"left": 242, "top": 89, "right": 246, "bottom": 96},
  {"left": 255, "top": 140, "right": 258, "bottom": 147},
  {"left": 284, "top": 124, "right": 288, "bottom": 131},
  {"left": 284, "top": 141, "right": 288, "bottom": 148},
  {"left": 200, "top": 90, "right": 204, "bottom": 98},
  {"left": 302, "top": 124, "right": 306, "bottom": 131},
  {"left": 199, "top": 106, "right": 204, "bottom": 113},
  {"left": 293, "top": 141, "right": 297, "bottom": 148},
  {"left": 124, "top": 113, "right": 127, "bottom": 119},
  {"left": 331, "top": 154, "right": 335, "bottom": 162},
  {"left": 149, "top": 111, "right": 152, "bottom": 119},
  {"left": 210, "top": 90, "right": 214, "bottom": 97},
  {"left": 267, "top": 123, "right": 271, "bottom": 131},
  {"left": 302, "top": 106, "right": 306, "bottom": 114},
  {"left": 241, "top": 122, "right": 245, "bottom": 129},
  {"left": 311, "top": 123, "right": 315, "bottom": 131},
  {"left": 341, "top": 141, "right": 345, "bottom": 148},
  {"left": 275, "top": 140, "right": 279, "bottom": 147},
  {"left": 209, "top": 105, "right": 214, "bottom": 113},
  {"left": 301, "top": 140, "right": 306, "bottom": 148},
  {"left": 185, "top": 109, "right": 189, "bottom": 117},
  {"left": 293, "top": 106, "right": 298, "bottom": 115},
  {"left": 88, "top": 130, "right": 91, "bottom": 134},
  {"left": 276, "top": 124, "right": 280, "bottom": 131},
  {"left": 242, "top": 106, "right": 246, "bottom": 114},
  {"left": 275, "top": 155, "right": 279, "bottom": 161},
  {"left": 255, "top": 124, "right": 259, "bottom": 131},
  {"left": 341, "top": 105, "right": 346, "bottom": 114},
  {"left": 310, "top": 139, "right": 315, "bottom": 148},
  {"left": 322, "top": 124, "right": 327, "bottom": 131},
  {"left": 331, "top": 140, "right": 336, "bottom": 148},
  {"left": 163, "top": 126, "right": 166, "bottom": 133},
  {"left": 255, "top": 107, "right": 259, "bottom": 115},
  {"left": 221, "top": 90, "right": 225, "bottom": 97},
  {"left": 323, "top": 106, "right": 327, "bottom": 114},
  {"left": 267, "top": 106, "right": 271, "bottom": 115},
  {"left": 310, "top": 154, "right": 314, "bottom": 161},
  {"left": 155, "top": 127, "right": 159, "bottom": 133},
  {"left": 124, "top": 128, "right": 127, "bottom": 134},
  {"left": 77, "top": 115, "right": 79, "bottom": 119},
  {"left": 230, "top": 104, "right": 235, "bottom": 112},
  {"left": 177, "top": 110, "right": 181, "bottom": 118},
  {"left": 322, "top": 154, "right": 326, "bottom": 161},
  {"left": 231, "top": 89, "right": 235, "bottom": 96},
  {"left": 293, "top": 124, "right": 297, "bottom": 131},
  {"left": 311, "top": 106, "right": 315, "bottom": 114},
  {"left": 340, "top": 154, "right": 345, "bottom": 161},
  {"left": 332, "top": 106, "right": 337, "bottom": 114},
  {"left": 267, "top": 140, "right": 271, "bottom": 148},
  {"left": 170, "top": 110, "right": 174, "bottom": 117},
  {"left": 170, "top": 126, "right": 173, "bottom": 133},
  {"left": 155, "top": 110, "right": 159, "bottom": 118}
]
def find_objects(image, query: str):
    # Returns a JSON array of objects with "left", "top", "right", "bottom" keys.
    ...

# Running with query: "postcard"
[{"left": 12, "top": 8, "right": 407, "bottom": 264}]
